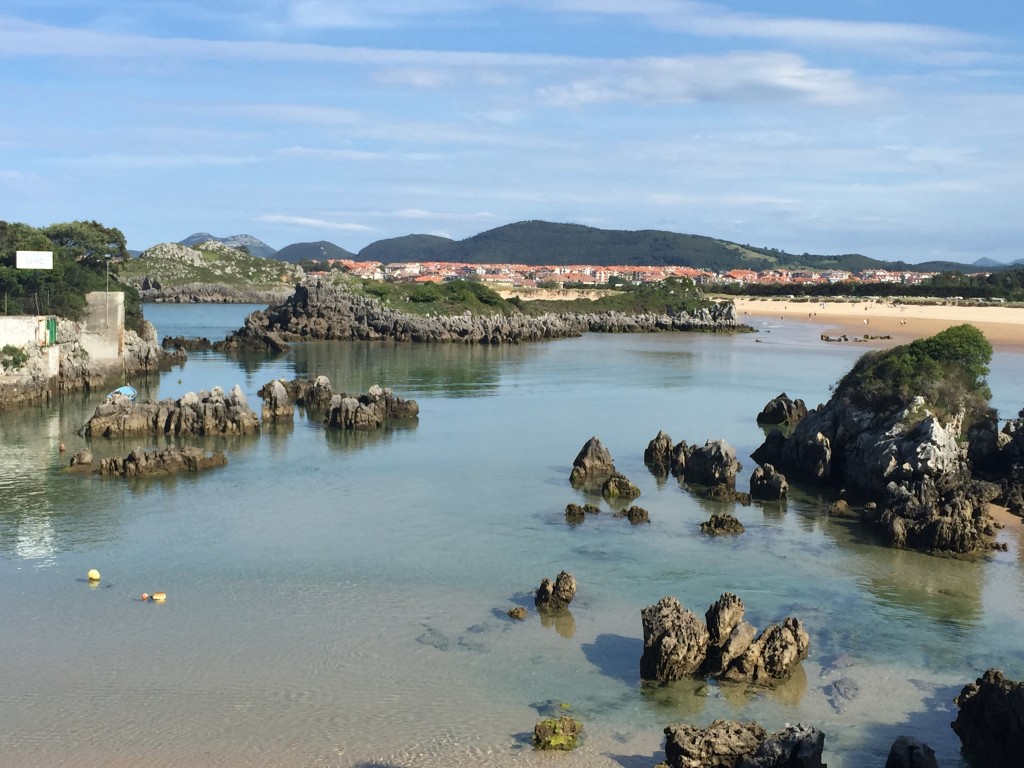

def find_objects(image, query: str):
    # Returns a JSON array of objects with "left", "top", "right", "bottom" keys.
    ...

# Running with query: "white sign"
[{"left": 16, "top": 250, "right": 54, "bottom": 270}]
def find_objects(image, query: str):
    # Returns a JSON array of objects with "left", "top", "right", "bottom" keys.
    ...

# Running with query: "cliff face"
[{"left": 218, "top": 278, "right": 748, "bottom": 349}]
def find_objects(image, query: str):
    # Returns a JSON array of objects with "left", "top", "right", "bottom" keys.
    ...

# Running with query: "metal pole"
[{"left": 105, "top": 257, "right": 110, "bottom": 327}]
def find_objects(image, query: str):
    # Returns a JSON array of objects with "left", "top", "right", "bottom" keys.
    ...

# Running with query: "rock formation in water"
[
  {"left": 214, "top": 277, "right": 749, "bottom": 351},
  {"left": 752, "top": 325, "right": 1005, "bottom": 556},
  {"left": 700, "top": 512, "right": 745, "bottom": 536},
  {"left": 570, "top": 436, "right": 617, "bottom": 489},
  {"left": 616, "top": 505, "right": 650, "bottom": 524},
  {"left": 565, "top": 503, "right": 600, "bottom": 524},
  {"left": 535, "top": 570, "right": 577, "bottom": 612},
  {"left": 657, "top": 720, "right": 825, "bottom": 768},
  {"left": 532, "top": 715, "right": 583, "bottom": 750},
  {"left": 69, "top": 446, "right": 227, "bottom": 477},
  {"left": 756, "top": 392, "right": 808, "bottom": 427},
  {"left": 884, "top": 736, "right": 938, "bottom": 768},
  {"left": 81, "top": 385, "right": 260, "bottom": 438},
  {"left": 951, "top": 668, "right": 1024, "bottom": 768},
  {"left": 749, "top": 464, "right": 789, "bottom": 500},
  {"left": 324, "top": 384, "right": 419, "bottom": 430},
  {"left": 640, "top": 593, "right": 809, "bottom": 685},
  {"left": 645, "top": 432, "right": 742, "bottom": 491}
]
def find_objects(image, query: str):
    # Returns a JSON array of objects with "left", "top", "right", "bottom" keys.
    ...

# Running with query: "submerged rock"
[
  {"left": 700, "top": 513, "right": 745, "bottom": 536},
  {"left": 532, "top": 715, "right": 583, "bottom": 750}
]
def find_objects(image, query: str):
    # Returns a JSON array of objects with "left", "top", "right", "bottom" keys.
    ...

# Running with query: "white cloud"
[
  {"left": 276, "top": 146, "right": 384, "bottom": 161},
  {"left": 542, "top": 52, "right": 871, "bottom": 106},
  {"left": 260, "top": 214, "right": 377, "bottom": 232}
]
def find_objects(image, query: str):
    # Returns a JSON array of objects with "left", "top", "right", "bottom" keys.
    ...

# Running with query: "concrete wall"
[
  {"left": 0, "top": 316, "right": 48, "bottom": 348},
  {"left": 80, "top": 292, "right": 124, "bottom": 362}
]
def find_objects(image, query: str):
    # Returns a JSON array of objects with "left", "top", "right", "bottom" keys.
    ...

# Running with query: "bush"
[
  {"left": 835, "top": 324, "right": 992, "bottom": 421},
  {"left": 1, "top": 344, "right": 29, "bottom": 370}
]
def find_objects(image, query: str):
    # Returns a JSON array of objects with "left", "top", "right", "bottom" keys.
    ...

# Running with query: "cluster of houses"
[{"left": 316, "top": 259, "right": 947, "bottom": 289}]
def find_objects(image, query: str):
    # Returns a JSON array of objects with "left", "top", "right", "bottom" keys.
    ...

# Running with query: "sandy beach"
[{"left": 732, "top": 297, "right": 1024, "bottom": 350}]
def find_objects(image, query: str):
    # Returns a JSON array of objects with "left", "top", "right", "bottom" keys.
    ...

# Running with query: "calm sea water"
[{"left": 1, "top": 303, "right": 1023, "bottom": 768}]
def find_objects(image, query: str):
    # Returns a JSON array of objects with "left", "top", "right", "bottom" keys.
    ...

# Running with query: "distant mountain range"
[{"left": 178, "top": 222, "right": 1023, "bottom": 274}]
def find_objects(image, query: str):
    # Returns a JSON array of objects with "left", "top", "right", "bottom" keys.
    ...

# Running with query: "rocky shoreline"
[
  {"left": 212, "top": 278, "right": 750, "bottom": 350},
  {"left": 140, "top": 283, "right": 294, "bottom": 304}
]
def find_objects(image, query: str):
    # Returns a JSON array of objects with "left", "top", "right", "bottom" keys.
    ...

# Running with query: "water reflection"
[{"left": 291, "top": 341, "right": 530, "bottom": 398}]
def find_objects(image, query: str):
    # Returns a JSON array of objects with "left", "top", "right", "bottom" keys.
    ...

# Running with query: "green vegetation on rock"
[
  {"left": 834, "top": 324, "right": 993, "bottom": 422},
  {"left": 531, "top": 715, "right": 583, "bottom": 750},
  {"left": 334, "top": 273, "right": 714, "bottom": 318},
  {"left": 119, "top": 241, "right": 304, "bottom": 291}
]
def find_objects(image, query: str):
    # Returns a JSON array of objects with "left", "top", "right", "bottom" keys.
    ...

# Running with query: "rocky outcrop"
[
  {"left": 658, "top": 720, "right": 825, "bottom": 768},
  {"left": 570, "top": 436, "right": 617, "bottom": 490},
  {"left": 641, "top": 597, "right": 709, "bottom": 682},
  {"left": 700, "top": 513, "right": 745, "bottom": 536},
  {"left": 69, "top": 446, "right": 226, "bottom": 477},
  {"left": 884, "top": 736, "right": 937, "bottom": 768},
  {"left": 752, "top": 392, "right": 999, "bottom": 555},
  {"left": 951, "top": 668, "right": 1024, "bottom": 768},
  {"left": 81, "top": 385, "right": 260, "bottom": 438},
  {"left": 216, "top": 278, "right": 750, "bottom": 350},
  {"left": 749, "top": 464, "right": 788, "bottom": 500},
  {"left": 602, "top": 472, "right": 641, "bottom": 500},
  {"left": 971, "top": 406, "right": 1024, "bottom": 516},
  {"left": 645, "top": 432, "right": 741, "bottom": 489},
  {"left": 641, "top": 593, "right": 808, "bottom": 685},
  {"left": 532, "top": 716, "right": 583, "bottom": 750},
  {"left": 565, "top": 503, "right": 600, "bottom": 523},
  {"left": 259, "top": 379, "right": 293, "bottom": 423},
  {"left": 324, "top": 384, "right": 419, "bottom": 430},
  {"left": 685, "top": 440, "right": 741, "bottom": 487},
  {"left": 756, "top": 392, "right": 808, "bottom": 427},
  {"left": 535, "top": 571, "right": 577, "bottom": 612},
  {"left": 616, "top": 505, "right": 650, "bottom": 524},
  {"left": 142, "top": 283, "right": 293, "bottom": 304},
  {"left": 161, "top": 335, "right": 215, "bottom": 351}
]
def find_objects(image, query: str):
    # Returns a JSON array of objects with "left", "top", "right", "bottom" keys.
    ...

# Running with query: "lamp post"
[{"left": 105, "top": 255, "right": 110, "bottom": 327}]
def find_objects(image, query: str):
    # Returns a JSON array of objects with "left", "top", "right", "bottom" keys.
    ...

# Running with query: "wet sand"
[{"left": 732, "top": 297, "right": 1024, "bottom": 350}]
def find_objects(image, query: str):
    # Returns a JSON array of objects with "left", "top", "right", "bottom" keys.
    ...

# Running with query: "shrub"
[
  {"left": 1, "top": 344, "right": 29, "bottom": 370},
  {"left": 834, "top": 324, "right": 992, "bottom": 422}
]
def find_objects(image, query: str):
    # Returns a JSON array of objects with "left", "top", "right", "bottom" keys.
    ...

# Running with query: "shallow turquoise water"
[{"left": 1, "top": 304, "right": 1022, "bottom": 767}]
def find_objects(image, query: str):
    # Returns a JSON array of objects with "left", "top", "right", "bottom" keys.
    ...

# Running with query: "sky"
[{"left": 2, "top": 1, "right": 1023, "bottom": 263}]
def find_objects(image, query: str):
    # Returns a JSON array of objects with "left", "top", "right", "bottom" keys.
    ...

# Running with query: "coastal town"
[{"left": 329, "top": 258, "right": 951, "bottom": 289}]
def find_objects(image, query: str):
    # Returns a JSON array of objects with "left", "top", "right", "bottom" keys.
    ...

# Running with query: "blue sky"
[{"left": 2, "top": 1, "right": 1023, "bottom": 263}]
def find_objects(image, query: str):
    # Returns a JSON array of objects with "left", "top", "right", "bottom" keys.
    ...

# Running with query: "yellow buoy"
[
  {"left": 87, "top": 569, "right": 101, "bottom": 582},
  {"left": 151, "top": 592, "right": 167, "bottom": 602}
]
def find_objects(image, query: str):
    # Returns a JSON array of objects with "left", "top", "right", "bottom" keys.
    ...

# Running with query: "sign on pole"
[{"left": 16, "top": 250, "right": 54, "bottom": 270}]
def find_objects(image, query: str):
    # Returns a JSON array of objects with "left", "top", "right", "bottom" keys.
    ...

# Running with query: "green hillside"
[
  {"left": 357, "top": 234, "right": 456, "bottom": 263},
  {"left": 274, "top": 241, "right": 356, "bottom": 264},
  {"left": 352, "top": 220, "right": 890, "bottom": 272}
]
